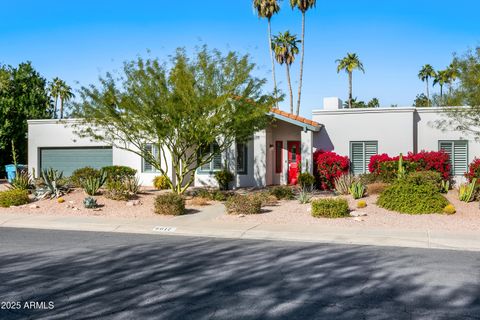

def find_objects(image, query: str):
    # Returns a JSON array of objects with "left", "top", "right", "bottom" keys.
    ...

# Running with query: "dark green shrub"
[
  {"left": 70, "top": 167, "right": 101, "bottom": 187},
  {"left": 191, "top": 188, "right": 233, "bottom": 201},
  {"left": 311, "top": 198, "right": 349, "bottom": 218},
  {"left": 378, "top": 161, "right": 418, "bottom": 182},
  {"left": 214, "top": 169, "right": 234, "bottom": 190},
  {"left": 225, "top": 194, "right": 262, "bottom": 215},
  {"left": 154, "top": 193, "right": 185, "bottom": 215},
  {"left": 297, "top": 172, "right": 316, "bottom": 189},
  {"left": 269, "top": 186, "right": 295, "bottom": 200},
  {"left": 0, "top": 189, "right": 29, "bottom": 207},
  {"left": 405, "top": 171, "right": 442, "bottom": 189},
  {"left": 377, "top": 180, "right": 449, "bottom": 214},
  {"left": 102, "top": 165, "right": 137, "bottom": 183}
]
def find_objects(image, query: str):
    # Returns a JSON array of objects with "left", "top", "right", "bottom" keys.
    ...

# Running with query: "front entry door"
[{"left": 287, "top": 141, "right": 301, "bottom": 185}]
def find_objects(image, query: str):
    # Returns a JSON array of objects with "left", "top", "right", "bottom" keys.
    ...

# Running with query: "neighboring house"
[{"left": 27, "top": 98, "right": 478, "bottom": 187}]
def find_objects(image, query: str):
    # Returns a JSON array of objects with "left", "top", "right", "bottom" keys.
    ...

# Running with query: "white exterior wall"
[
  {"left": 312, "top": 108, "right": 415, "bottom": 157},
  {"left": 28, "top": 119, "right": 172, "bottom": 187}
]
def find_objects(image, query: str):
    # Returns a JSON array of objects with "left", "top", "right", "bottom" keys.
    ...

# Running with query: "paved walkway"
[{"left": 1, "top": 204, "right": 480, "bottom": 252}]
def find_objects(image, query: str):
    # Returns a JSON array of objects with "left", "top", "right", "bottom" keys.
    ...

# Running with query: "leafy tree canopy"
[
  {"left": 73, "top": 47, "right": 275, "bottom": 194},
  {"left": 0, "top": 62, "right": 52, "bottom": 170}
]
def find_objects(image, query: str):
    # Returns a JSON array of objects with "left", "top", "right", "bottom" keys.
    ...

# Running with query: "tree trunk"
[
  {"left": 348, "top": 71, "right": 353, "bottom": 108},
  {"left": 296, "top": 12, "right": 306, "bottom": 116},
  {"left": 59, "top": 97, "right": 64, "bottom": 119},
  {"left": 268, "top": 19, "right": 278, "bottom": 109},
  {"left": 53, "top": 97, "right": 58, "bottom": 119},
  {"left": 440, "top": 85, "right": 443, "bottom": 105},
  {"left": 426, "top": 78, "right": 430, "bottom": 107},
  {"left": 286, "top": 63, "right": 294, "bottom": 114}
]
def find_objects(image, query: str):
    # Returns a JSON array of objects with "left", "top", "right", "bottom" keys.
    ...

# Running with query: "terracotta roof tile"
[{"left": 270, "top": 108, "right": 321, "bottom": 128}]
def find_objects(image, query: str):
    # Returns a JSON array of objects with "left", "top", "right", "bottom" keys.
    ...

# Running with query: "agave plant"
[
  {"left": 349, "top": 181, "right": 366, "bottom": 199},
  {"left": 81, "top": 170, "right": 107, "bottom": 196},
  {"left": 35, "top": 169, "right": 69, "bottom": 199},
  {"left": 297, "top": 187, "right": 313, "bottom": 204},
  {"left": 9, "top": 171, "right": 33, "bottom": 191},
  {"left": 334, "top": 174, "right": 357, "bottom": 195},
  {"left": 83, "top": 196, "right": 98, "bottom": 209}
]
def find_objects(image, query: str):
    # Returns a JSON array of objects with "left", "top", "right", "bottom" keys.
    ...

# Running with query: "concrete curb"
[{"left": 1, "top": 211, "right": 479, "bottom": 251}]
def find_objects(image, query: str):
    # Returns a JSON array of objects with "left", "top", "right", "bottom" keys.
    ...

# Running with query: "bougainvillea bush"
[
  {"left": 313, "top": 150, "right": 350, "bottom": 190},
  {"left": 368, "top": 151, "right": 451, "bottom": 181},
  {"left": 466, "top": 158, "right": 480, "bottom": 182}
]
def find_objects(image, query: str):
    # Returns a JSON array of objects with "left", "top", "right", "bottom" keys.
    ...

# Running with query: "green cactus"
[
  {"left": 440, "top": 180, "right": 450, "bottom": 194},
  {"left": 81, "top": 169, "right": 107, "bottom": 196},
  {"left": 349, "top": 181, "right": 366, "bottom": 199},
  {"left": 459, "top": 178, "right": 477, "bottom": 202},
  {"left": 35, "top": 169, "right": 68, "bottom": 199},
  {"left": 397, "top": 153, "right": 406, "bottom": 180}
]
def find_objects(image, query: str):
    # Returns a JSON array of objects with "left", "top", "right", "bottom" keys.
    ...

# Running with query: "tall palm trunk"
[
  {"left": 53, "top": 97, "right": 58, "bottom": 119},
  {"left": 440, "top": 85, "right": 443, "bottom": 103},
  {"left": 286, "top": 64, "right": 294, "bottom": 114},
  {"left": 267, "top": 19, "right": 278, "bottom": 108},
  {"left": 296, "top": 11, "right": 306, "bottom": 115},
  {"left": 60, "top": 97, "right": 64, "bottom": 119},
  {"left": 426, "top": 78, "right": 430, "bottom": 107},
  {"left": 348, "top": 71, "right": 353, "bottom": 108}
]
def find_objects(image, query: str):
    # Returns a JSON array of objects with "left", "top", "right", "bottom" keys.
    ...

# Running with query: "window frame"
[
  {"left": 438, "top": 140, "right": 469, "bottom": 176},
  {"left": 275, "top": 141, "right": 283, "bottom": 174},
  {"left": 142, "top": 143, "right": 161, "bottom": 173},
  {"left": 349, "top": 141, "right": 378, "bottom": 175},
  {"left": 197, "top": 143, "right": 223, "bottom": 174},
  {"left": 236, "top": 142, "right": 248, "bottom": 175}
]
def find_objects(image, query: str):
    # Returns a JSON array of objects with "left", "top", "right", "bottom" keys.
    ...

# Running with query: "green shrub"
[
  {"left": 153, "top": 176, "right": 169, "bottom": 190},
  {"left": 0, "top": 189, "right": 29, "bottom": 207},
  {"left": 154, "top": 193, "right": 185, "bottom": 215},
  {"left": 191, "top": 188, "right": 234, "bottom": 201},
  {"left": 225, "top": 194, "right": 262, "bottom": 215},
  {"left": 377, "top": 180, "right": 449, "bottom": 214},
  {"left": 458, "top": 178, "right": 477, "bottom": 202},
  {"left": 125, "top": 176, "right": 141, "bottom": 195},
  {"left": 297, "top": 172, "right": 316, "bottom": 189},
  {"left": 378, "top": 161, "right": 418, "bottom": 182},
  {"left": 311, "top": 198, "right": 349, "bottom": 218},
  {"left": 104, "top": 180, "right": 131, "bottom": 201},
  {"left": 359, "top": 173, "right": 381, "bottom": 184},
  {"left": 102, "top": 166, "right": 137, "bottom": 183},
  {"left": 70, "top": 167, "right": 100, "bottom": 187},
  {"left": 214, "top": 169, "right": 234, "bottom": 190},
  {"left": 405, "top": 171, "right": 442, "bottom": 189},
  {"left": 250, "top": 191, "right": 278, "bottom": 207},
  {"left": 269, "top": 186, "right": 295, "bottom": 200}
]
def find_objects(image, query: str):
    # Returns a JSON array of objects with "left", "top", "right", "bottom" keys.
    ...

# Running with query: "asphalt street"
[{"left": 0, "top": 227, "right": 479, "bottom": 319}]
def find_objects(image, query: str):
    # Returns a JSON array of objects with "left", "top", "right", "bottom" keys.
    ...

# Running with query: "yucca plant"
[
  {"left": 334, "top": 174, "right": 356, "bottom": 195},
  {"left": 125, "top": 175, "right": 141, "bottom": 195},
  {"left": 349, "top": 181, "right": 366, "bottom": 199},
  {"left": 297, "top": 188, "right": 313, "bottom": 204},
  {"left": 440, "top": 180, "right": 450, "bottom": 194},
  {"left": 35, "top": 169, "right": 69, "bottom": 199},
  {"left": 9, "top": 171, "right": 32, "bottom": 191},
  {"left": 81, "top": 170, "right": 107, "bottom": 196},
  {"left": 459, "top": 178, "right": 476, "bottom": 202}
]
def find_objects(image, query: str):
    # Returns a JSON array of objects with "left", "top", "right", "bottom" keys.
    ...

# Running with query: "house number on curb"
[{"left": 153, "top": 226, "right": 177, "bottom": 232}]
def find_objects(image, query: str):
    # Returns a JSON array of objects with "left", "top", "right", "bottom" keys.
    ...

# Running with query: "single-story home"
[{"left": 27, "top": 97, "right": 477, "bottom": 187}]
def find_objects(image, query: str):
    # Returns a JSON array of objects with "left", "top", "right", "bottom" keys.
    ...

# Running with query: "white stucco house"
[{"left": 27, "top": 98, "right": 478, "bottom": 187}]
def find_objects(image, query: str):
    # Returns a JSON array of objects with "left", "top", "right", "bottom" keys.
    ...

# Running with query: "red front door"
[{"left": 287, "top": 141, "right": 301, "bottom": 185}]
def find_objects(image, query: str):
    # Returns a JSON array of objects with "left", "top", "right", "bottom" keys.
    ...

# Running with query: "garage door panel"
[{"left": 40, "top": 147, "right": 113, "bottom": 177}]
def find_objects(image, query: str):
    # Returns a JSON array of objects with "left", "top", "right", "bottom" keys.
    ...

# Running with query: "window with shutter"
[
  {"left": 236, "top": 143, "right": 247, "bottom": 174},
  {"left": 142, "top": 144, "right": 161, "bottom": 173},
  {"left": 439, "top": 140, "right": 468, "bottom": 176},
  {"left": 350, "top": 141, "right": 378, "bottom": 175},
  {"left": 198, "top": 143, "right": 223, "bottom": 173}
]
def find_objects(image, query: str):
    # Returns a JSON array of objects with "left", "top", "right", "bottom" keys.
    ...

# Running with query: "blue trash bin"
[{"left": 5, "top": 164, "right": 16, "bottom": 183}]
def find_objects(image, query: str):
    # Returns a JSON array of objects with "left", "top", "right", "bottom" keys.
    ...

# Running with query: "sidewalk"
[{"left": 1, "top": 204, "right": 479, "bottom": 251}]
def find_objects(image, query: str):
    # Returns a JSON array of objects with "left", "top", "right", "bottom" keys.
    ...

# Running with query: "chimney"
[{"left": 323, "top": 97, "right": 343, "bottom": 110}]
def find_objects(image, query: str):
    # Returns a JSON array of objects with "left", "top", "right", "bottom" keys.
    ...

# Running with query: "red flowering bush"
[
  {"left": 368, "top": 150, "right": 451, "bottom": 181},
  {"left": 466, "top": 158, "right": 480, "bottom": 182},
  {"left": 313, "top": 150, "right": 350, "bottom": 190}
]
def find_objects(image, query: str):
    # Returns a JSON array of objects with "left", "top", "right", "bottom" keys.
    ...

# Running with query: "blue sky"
[{"left": 1, "top": 0, "right": 479, "bottom": 117}]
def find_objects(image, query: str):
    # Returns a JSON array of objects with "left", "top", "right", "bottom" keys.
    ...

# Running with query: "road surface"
[{"left": 0, "top": 227, "right": 479, "bottom": 319}]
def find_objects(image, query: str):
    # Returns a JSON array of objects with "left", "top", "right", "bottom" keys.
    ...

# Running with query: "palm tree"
[
  {"left": 290, "top": 0, "right": 316, "bottom": 115},
  {"left": 418, "top": 64, "right": 436, "bottom": 107},
  {"left": 272, "top": 31, "right": 300, "bottom": 114},
  {"left": 57, "top": 80, "right": 75, "bottom": 119},
  {"left": 434, "top": 70, "right": 452, "bottom": 105},
  {"left": 48, "top": 77, "right": 61, "bottom": 118},
  {"left": 253, "top": 0, "right": 281, "bottom": 108},
  {"left": 445, "top": 63, "right": 458, "bottom": 94},
  {"left": 336, "top": 53, "right": 364, "bottom": 109}
]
